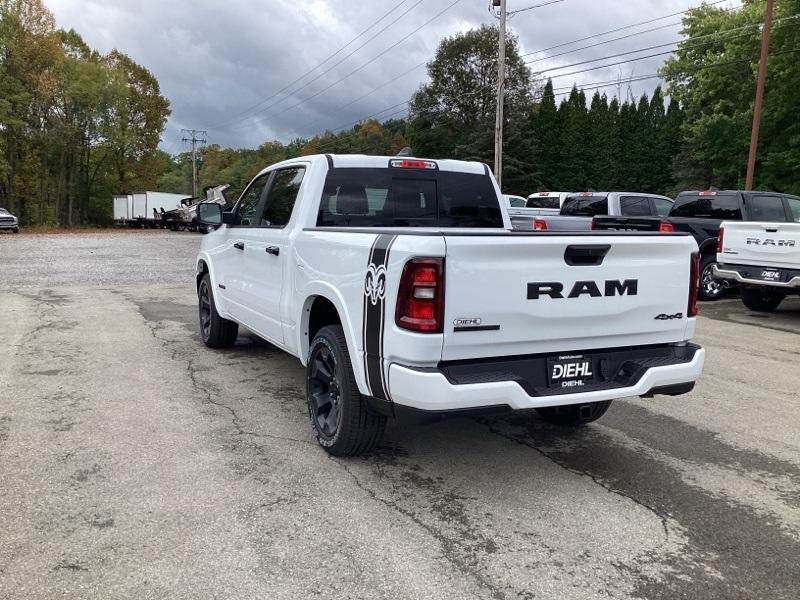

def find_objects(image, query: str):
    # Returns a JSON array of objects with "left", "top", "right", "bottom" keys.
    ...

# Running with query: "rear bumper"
[
  {"left": 713, "top": 263, "right": 800, "bottom": 289},
  {"left": 387, "top": 344, "right": 704, "bottom": 412}
]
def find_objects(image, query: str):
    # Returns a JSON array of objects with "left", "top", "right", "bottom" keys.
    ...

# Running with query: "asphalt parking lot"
[{"left": 1, "top": 231, "right": 799, "bottom": 600}]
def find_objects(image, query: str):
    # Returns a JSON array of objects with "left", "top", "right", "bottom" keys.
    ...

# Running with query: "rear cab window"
[
  {"left": 560, "top": 194, "right": 609, "bottom": 217},
  {"left": 620, "top": 196, "right": 653, "bottom": 217},
  {"left": 316, "top": 167, "right": 503, "bottom": 228},
  {"left": 526, "top": 196, "right": 559, "bottom": 209},
  {"left": 745, "top": 194, "right": 789, "bottom": 222},
  {"left": 670, "top": 192, "right": 742, "bottom": 220}
]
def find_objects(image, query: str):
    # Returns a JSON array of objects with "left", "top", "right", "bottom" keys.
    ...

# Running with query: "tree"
[
  {"left": 0, "top": 0, "right": 171, "bottom": 226},
  {"left": 530, "top": 79, "right": 561, "bottom": 190},
  {"left": 662, "top": 0, "right": 800, "bottom": 193},
  {"left": 408, "top": 24, "right": 538, "bottom": 193}
]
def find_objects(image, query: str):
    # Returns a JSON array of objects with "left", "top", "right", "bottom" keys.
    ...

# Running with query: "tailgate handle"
[
  {"left": 765, "top": 227, "right": 778, "bottom": 233},
  {"left": 564, "top": 244, "right": 610, "bottom": 266}
]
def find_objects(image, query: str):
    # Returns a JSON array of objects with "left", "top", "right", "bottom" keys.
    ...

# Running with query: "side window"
[
  {"left": 786, "top": 197, "right": 800, "bottom": 223},
  {"left": 235, "top": 174, "right": 270, "bottom": 226},
  {"left": 653, "top": 197, "right": 673, "bottom": 217},
  {"left": 620, "top": 196, "right": 652, "bottom": 216},
  {"left": 748, "top": 195, "right": 788, "bottom": 222},
  {"left": 260, "top": 167, "right": 305, "bottom": 227}
]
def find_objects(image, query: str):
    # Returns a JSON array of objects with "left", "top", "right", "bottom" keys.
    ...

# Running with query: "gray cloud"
[{"left": 46, "top": 0, "right": 742, "bottom": 152}]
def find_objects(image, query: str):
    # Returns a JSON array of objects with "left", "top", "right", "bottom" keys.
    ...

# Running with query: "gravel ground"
[{"left": 0, "top": 231, "right": 799, "bottom": 600}]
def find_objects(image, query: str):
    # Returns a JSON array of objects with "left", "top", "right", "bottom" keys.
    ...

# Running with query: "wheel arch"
[
  {"left": 298, "top": 286, "right": 368, "bottom": 395},
  {"left": 698, "top": 237, "right": 717, "bottom": 254},
  {"left": 196, "top": 256, "right": 229, "bottom": 315}
]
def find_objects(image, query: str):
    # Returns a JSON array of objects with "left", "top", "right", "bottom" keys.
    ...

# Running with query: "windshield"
[
  {"left": 526, "top": 197, "right": 559, "bottom": 209},
  {"left": 561, "top": 194, "right": 609, "bottom": 217},
  {"left": 317, "top": 168, "right": 503, "bottom": 228}
]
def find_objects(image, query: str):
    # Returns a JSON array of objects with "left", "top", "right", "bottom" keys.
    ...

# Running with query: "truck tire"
[
  {"left": 699, "top": 254, "right": 725, "bottom": 301},
  {"left": 536, "top": 400, "right": 612, "bottom": 426},
  {"left": 306, "top": 325, "right": 386, "bottom": 456},
  {"left": 741, "top": 287, "right": 784, "bottom": 312},
  {"left": 198, "top": 274, "right": 238, "bottom": 348}
]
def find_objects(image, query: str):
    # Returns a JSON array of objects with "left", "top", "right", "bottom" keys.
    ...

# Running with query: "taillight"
[
  {"left": 716, "top": 226, "right": 724, "bottom": 253},
  {"left": 396, "top": 258, "right": 444, "bottom": 333},
  {"left": 533, "top": 218, "right": 547, "bottom": 230},
  {"left": 688, "top": 252, "right": 700, "bottom": 317},
  {"left": 658, "top": 220, "right": 674, "bottom": 233}
]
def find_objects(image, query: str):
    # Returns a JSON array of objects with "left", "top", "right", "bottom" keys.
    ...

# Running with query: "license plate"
[
  {"left": 759, "top": 269, "right": 784, "bottom": 282},
  {"left": 547, "top": 354, "right": 594, "bottom": 389}
]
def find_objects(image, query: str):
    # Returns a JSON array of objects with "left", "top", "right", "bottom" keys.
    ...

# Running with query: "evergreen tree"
[{"left": 530, "top": 79, "right": 561, "bottom": 190}]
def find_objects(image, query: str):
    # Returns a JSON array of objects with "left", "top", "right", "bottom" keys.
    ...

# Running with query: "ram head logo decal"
[{"left": 364, "top": 263, "right": 387, "bottom": 306}]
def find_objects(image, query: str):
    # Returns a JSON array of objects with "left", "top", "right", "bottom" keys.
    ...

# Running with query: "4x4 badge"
[{"left": 654, "top": 312, "right": 683, "bottom": 320}]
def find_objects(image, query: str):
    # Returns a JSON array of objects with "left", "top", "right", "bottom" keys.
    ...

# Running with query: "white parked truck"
[
  {"left": 715, "top": 219, "right": 800, "bottom": 312},
  {"left": 508, "top": 192, "right": 570, "bottom": 229},
  {"left": 195, "top": 154, "right": 705, "bottom": 456}
]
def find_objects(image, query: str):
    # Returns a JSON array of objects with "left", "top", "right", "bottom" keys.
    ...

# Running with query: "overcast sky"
[{"left": 46, "top": 0, "right": 741, "bottom": 153}]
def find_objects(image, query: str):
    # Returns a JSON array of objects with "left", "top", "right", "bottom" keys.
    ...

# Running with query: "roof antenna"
[{"left": 396, "top": 147, "right": 413, "bottom": 157}]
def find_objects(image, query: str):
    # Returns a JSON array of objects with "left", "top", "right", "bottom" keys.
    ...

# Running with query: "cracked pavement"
[{"left": 1, "top": 231, "right": 799, "bottom": 599}]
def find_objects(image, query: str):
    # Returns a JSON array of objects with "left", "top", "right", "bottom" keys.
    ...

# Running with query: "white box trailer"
[
  {"left": 112, "top": 195, "right": 129, "bottom": 221},
  {"left": 146, "top": 191, "right": 190, "bottom": 214},
  {"left": 131, "top": 192, "right": 148, "bottom": 219}
]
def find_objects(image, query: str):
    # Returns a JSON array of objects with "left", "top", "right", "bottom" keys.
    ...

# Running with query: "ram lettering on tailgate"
[{"left": 527, "top": 279, "right": 638, "bottom": 300}]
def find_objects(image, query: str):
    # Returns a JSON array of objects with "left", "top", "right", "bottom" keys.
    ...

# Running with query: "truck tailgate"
[
  {"left": 591, "top": 216, "right": 661, "bottom": 231},
  {"left": 719, "top": 221, "right": 800, "bottom": 269},
  {"left": 441, "top": 233, "right": 697, "bottom": 361}
]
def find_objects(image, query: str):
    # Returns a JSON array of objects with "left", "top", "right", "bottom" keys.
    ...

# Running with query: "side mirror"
[{"left": 197, "top": 202, "right": 223, "bottom": 226}]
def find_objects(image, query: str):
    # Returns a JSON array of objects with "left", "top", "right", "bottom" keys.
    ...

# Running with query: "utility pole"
[
  {"left": 493, "top": 0, "right": 507, "bottom": 189},
  {"left": 745, "top": 0, "right": 773, "bottom": 191},
  {"left": 181, "top": 128, "right": 207, "bottom": 198}
]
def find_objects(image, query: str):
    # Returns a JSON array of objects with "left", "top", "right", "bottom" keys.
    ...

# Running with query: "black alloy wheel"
[
  {"left": 198, "top": 279, "right": 213, "bottom": 340},
  {"left": 308, "top": 344, "right": 341, "bottom": 438}
]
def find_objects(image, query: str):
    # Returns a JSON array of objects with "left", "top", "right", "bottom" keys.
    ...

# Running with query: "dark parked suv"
[
  {"left": 593, "top": 190, "right": 800, "bottom": 300},
  {"left": 0, "top": 208, "right": 19, "bottom": 233}
]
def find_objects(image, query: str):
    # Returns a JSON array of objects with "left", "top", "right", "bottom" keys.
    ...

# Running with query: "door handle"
[
  {"left": 265, "top": 246, "right": 280, "bottom": 256},
  {"left": 233, "top": 241, "right": 245, "bottom": 251}
]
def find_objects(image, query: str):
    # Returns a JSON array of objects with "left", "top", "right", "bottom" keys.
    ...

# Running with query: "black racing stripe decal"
[{"left": 363, "top": 234, "right": 396, "bottom": 400}]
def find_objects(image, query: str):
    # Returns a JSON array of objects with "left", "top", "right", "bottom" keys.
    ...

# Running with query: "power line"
[
  {"left": 223, "top": 0, "right": 466, "bottom": 132},
  {"left": 529, "top": 25, "right": 759, "bottom": 73},
  {"left": 520, "top": 0, "right": 729, "bottom": 58},
  {"left": 540, "top": 14, "right": 799, "bottom": 81},
  {"left": 208, "top": 0, "right": 422, "bottom": 130},
  {"left": 527, "top": 21, "right": 682, "bottom": 64},
  {"left": 508, "top": 0, "right": 565, "bottom": 16},
  {"left": 528, "top": 12, "right": 800, "bottom": 73},
  {"left": 547, "top": 46, "right": 800, "bottom": 98},
  {"left": 313, "top": 106, "right": 411, "bottom": 153},
  {"left": 300, "top": 60, "right": 427, "bottom": 135}
]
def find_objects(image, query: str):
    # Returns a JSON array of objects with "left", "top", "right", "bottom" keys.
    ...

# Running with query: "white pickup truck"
[
  {"left": 507, "top": 191, "right": 568, "bottom": 230},
  {"left": 195, "top": 154, "right": 705, "bottom": 456},
  {"left": 715, "top": 219, "right": 800, "bottom": 311}
]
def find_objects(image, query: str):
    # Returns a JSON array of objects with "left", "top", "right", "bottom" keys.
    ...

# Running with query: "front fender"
[{"left": 196, "top": 253, "right": 229, "bottom": 317}]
